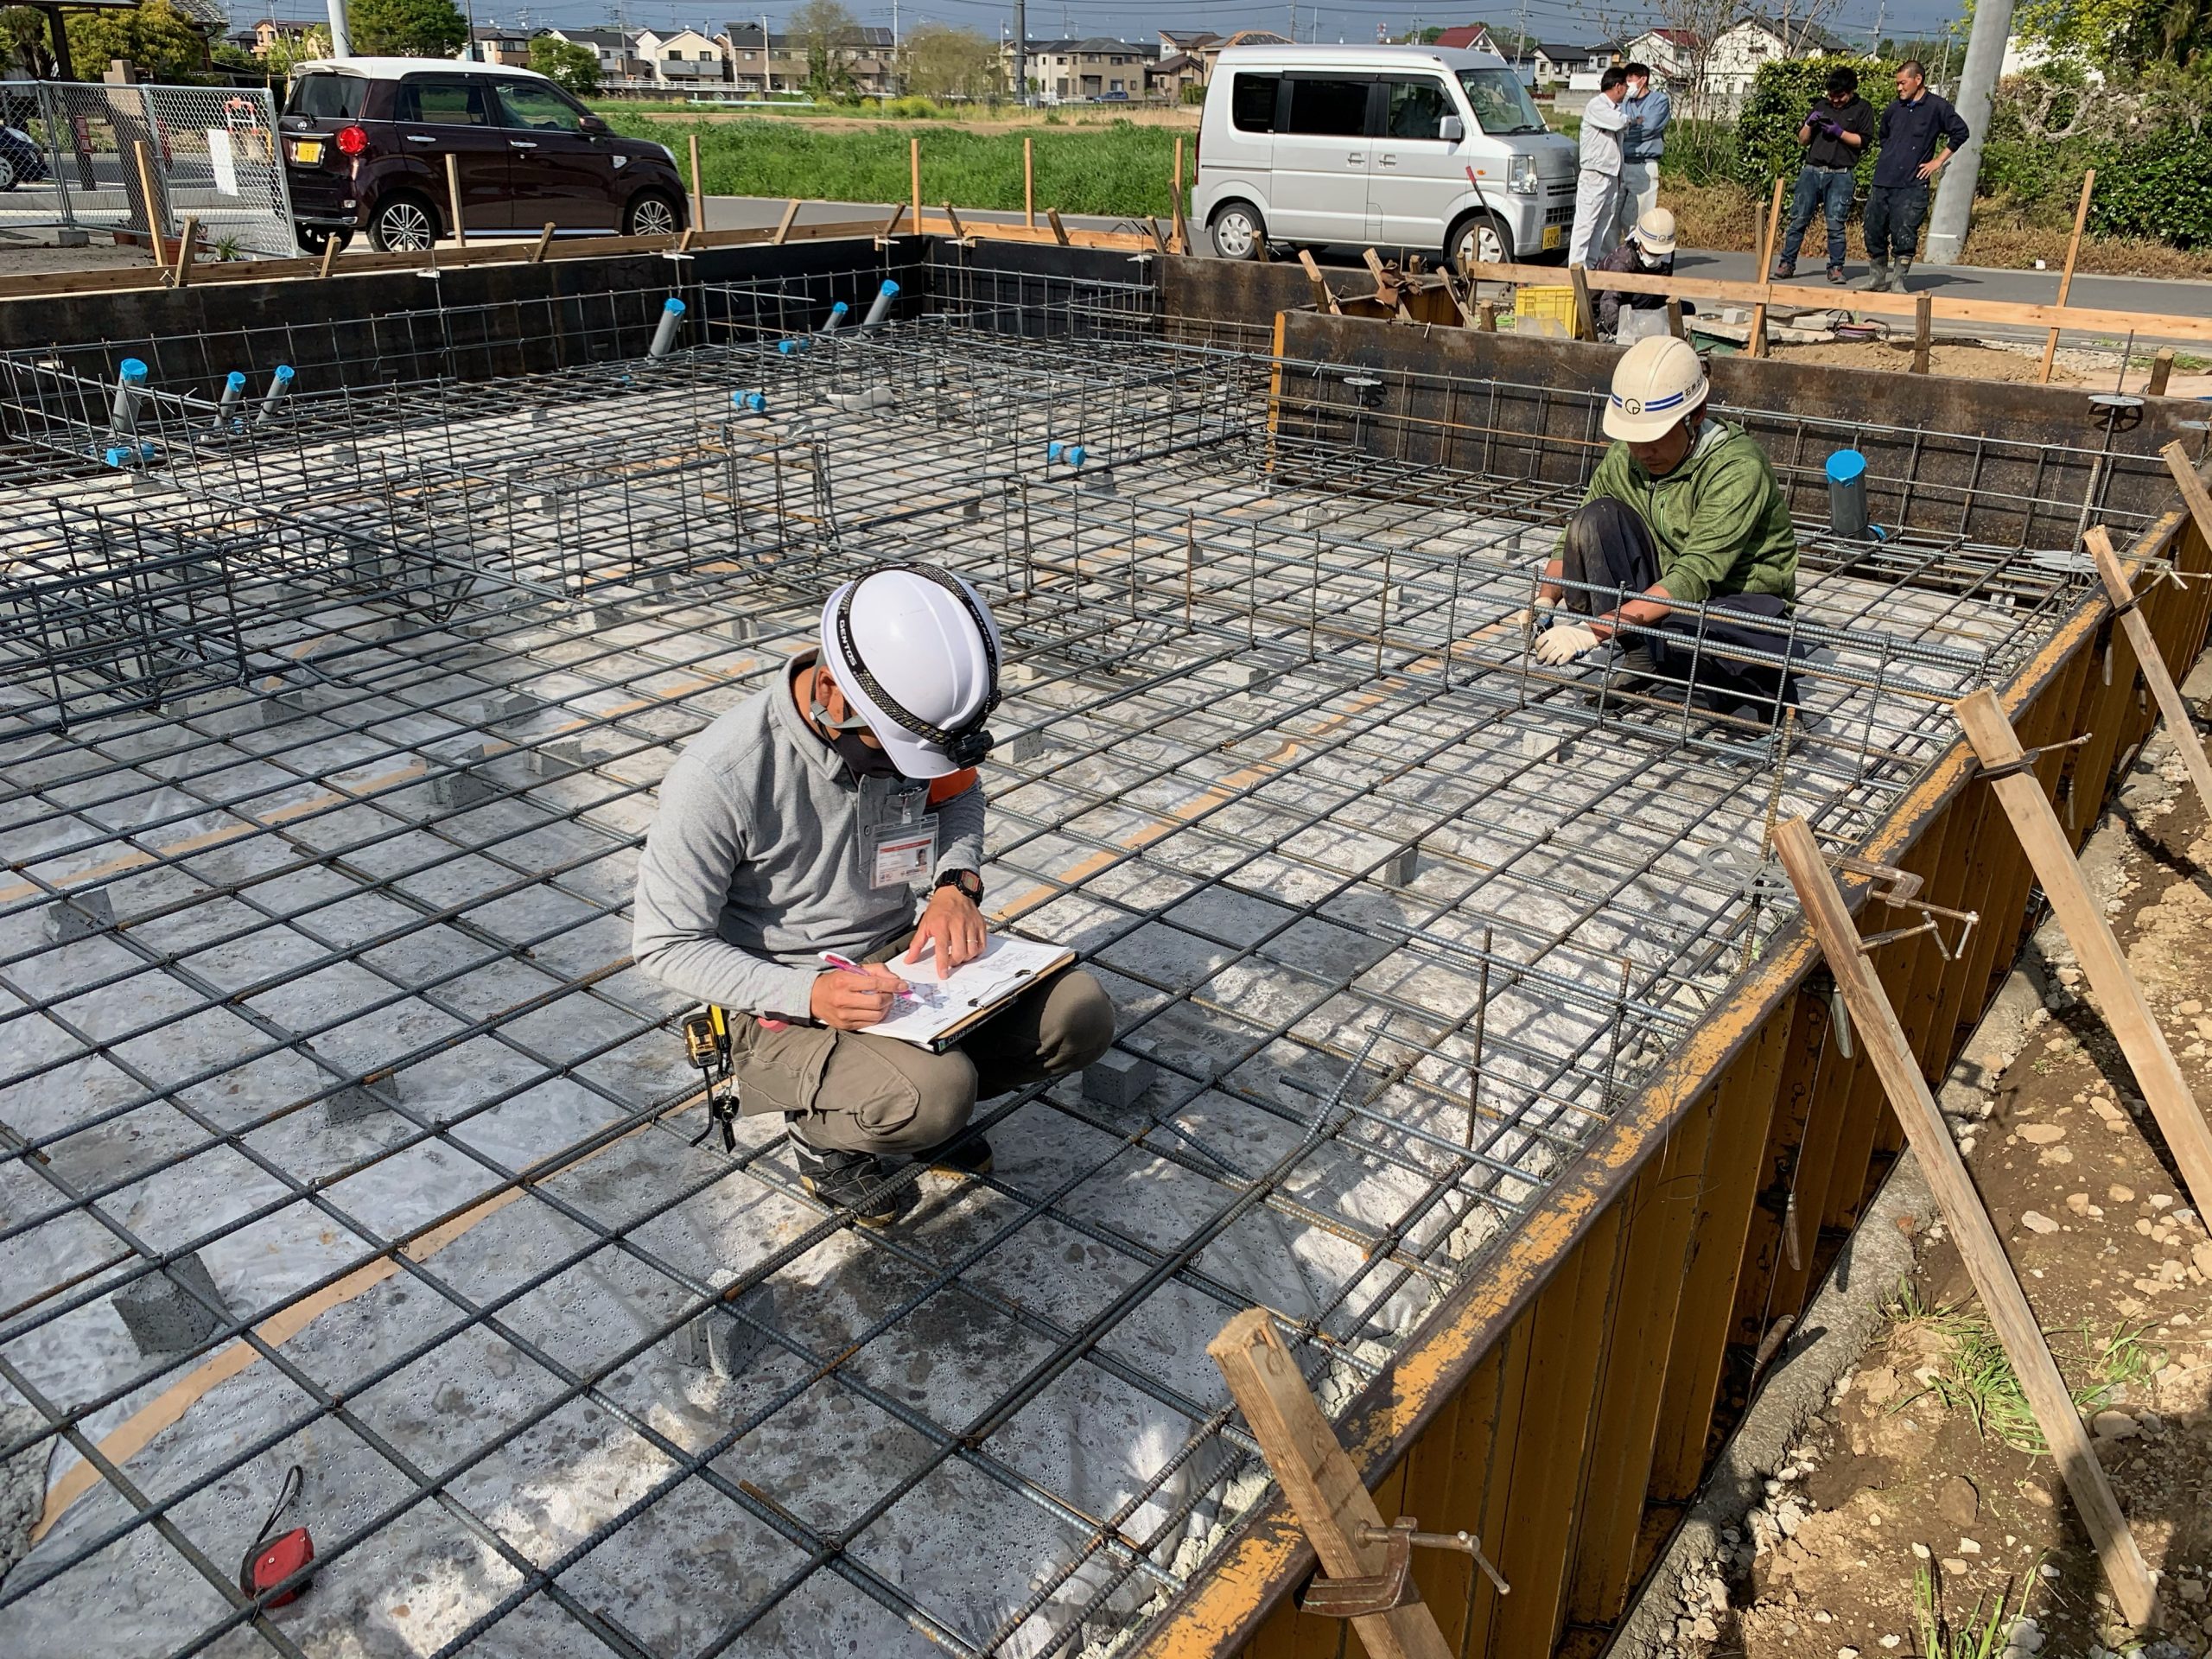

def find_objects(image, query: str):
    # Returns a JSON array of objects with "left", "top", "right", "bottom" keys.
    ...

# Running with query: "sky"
[{"left": 459, "top": 0, "right": 1967, "bottom": 55}]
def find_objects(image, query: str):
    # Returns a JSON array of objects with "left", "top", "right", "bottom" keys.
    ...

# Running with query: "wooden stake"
[
  {"left": 131, "top": 138, "right": 165, "bottom": 244},
  {"left": 1024, "top": 135, "right": 1035, "bottom": 228},
  {"left": 943, "top": 201, "right": 969, "bottom": 242},
  {"left": 2037, "top": 168, "right": 2095, "bottom": 384},
  {"left": 1568, "top": 264, "right": 1594, "bottom": 341},
  {"left": 772, "top": 196, "right": 801, "bottom": 245},
  {"left": 530, "top": 221, "right": 556, "bottom": 262},
  {"left": 1046, "top": 207, "right": 1070, "bottom": 247},
  {"left": 1478, "top": 298, "right": 1497, "bottom": 332},
  {"left": 1746, "top": 175, "right": 1785, "bottom": 357},
  {"left": 1209, "top": 1309, "right": 1456, "bottom": 1659},
  {"left": 2145, "top": 347, "right": 2175, "bottom": 397},
  {"left": 171, "top": 214, "right": 197, "bottom": 286},
  {"left": 318, "top": 233, "right": 340, "bottom": 278},
  {"left": 1144, "top": 214, "right": 1168, "bottom": 255},
  {"left": 1171, "top": 135, "right": 1184, "bottom": 248},
  {"left": 1911, "top": 293, "right": 1933, "bottom": 374},
  {"left": 2165, "top": 439, "right": 2212, "bottom": 549},
  {"left": 1771, "top": 817, "right": 2158, "bottom": 1630},
  {"left": 688, "top": 131, "right": 707, "bottom": 233},
  {"left": 1664, "top": 296, "right": 1686, "bottom": 339},
  {"left": 1297, "top": 248, "right": 1339, "bottom": 313},
  {"left": 445, "top": 151, "right": 467, "bottom": 247},
  {"left": 909, "top": 135, "right": 921, "bottom": 232},
  {"left": 877, "top": 200, "right": 906, "bottom": 239},
  {"left": 2088, "top": 524, "right": 2212, "bottom": 818},
  {"left": 1954, "top": 684, "right": 2212, "bottom": 1216}
]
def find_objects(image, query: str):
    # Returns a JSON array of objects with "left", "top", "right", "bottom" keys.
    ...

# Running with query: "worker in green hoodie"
[{"left": 1529, "top": 334, "right": 1803, "bottom": 718}]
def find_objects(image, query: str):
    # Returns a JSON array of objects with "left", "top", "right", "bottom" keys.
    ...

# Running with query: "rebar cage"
[{"left": 0, "top": 251, "right": 2190, "bottom": 1659}]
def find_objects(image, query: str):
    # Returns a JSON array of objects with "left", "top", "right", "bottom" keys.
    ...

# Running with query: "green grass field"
[{"left": 602, "top": 114, "right": 1185, "bottom": 219}]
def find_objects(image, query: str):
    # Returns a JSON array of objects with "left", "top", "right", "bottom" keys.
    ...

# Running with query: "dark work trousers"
[
  {"left": 1780, "top": 164, "right": 1855, "bottom": 270},
  {"left": 1863, "top": 182, "right": 1930, "bottom": 265},
  {"left": 1559, "top": 498, "right": 1803, "bottom": 720}
]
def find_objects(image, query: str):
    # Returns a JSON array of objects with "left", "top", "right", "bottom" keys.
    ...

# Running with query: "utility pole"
[
  {"left": 1014, "top": 0, "right": 1027, "bottom": 105},
  {"left": 1922, "top": 0, "right": 2012, "bottom": 264},
  {"left": 325, "top": 0, "right": 352, "bottom": 57}
]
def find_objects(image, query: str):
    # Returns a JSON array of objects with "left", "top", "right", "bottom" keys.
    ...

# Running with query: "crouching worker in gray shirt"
[{"left": 632, "top": 563, "right": 1116, "bottom": 1225}]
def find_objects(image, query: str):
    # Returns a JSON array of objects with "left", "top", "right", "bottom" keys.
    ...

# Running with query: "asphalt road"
[{"left": 702, "top": 193, "right": 2212, "bottom": 345}]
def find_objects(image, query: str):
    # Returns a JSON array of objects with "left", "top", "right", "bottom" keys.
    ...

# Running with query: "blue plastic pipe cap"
[
  {"left": 1046, "top": 441, "right": 1065, "bottom": 462},
  {"left": 119, "top": 358, "right": 149, "bottom": 384},
  {"left": 105, "top": 446, "right": 129, "bottom": 467},
  {"left": 273, "top": 365, "right": 296, "bottom": 384},
  {"left": 1825, "top": 448, "right": 1867, "bottom": 484},
  {"left": 1067, "top": 445, "right": 1086, "bottom": 469},
  {"left": 747, "top": 392, "right": 766, "bottom": 412},
  {"left": 830, "top": 301, "right": 849, "bottom": 315},
  {"left": 879, "top": 280, "right": 899, "bottom": 297},
  {"left": 138, "top": 442, "right": 157, "bottom": 460},
  {"left": 663, "top": 296, "right": 686, "bottom": 315},
  {"left": 226, "top": 371, "right": 247, "bottom": 392}
]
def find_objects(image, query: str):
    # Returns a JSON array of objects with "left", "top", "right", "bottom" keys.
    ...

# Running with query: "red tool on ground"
[{"left": 238, "top": 1465, "right": 314, "bottom": 1607}]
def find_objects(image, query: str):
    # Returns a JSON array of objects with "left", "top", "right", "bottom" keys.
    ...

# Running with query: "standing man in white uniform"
[{"left": 1570, "top": 67, "right": 1631, "bottom": 270}]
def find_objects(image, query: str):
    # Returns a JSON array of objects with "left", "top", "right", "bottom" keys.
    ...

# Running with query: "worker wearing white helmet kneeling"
[
  {"left": 632, "top": 563, "right": 1116, "bottom": 1226},
  {"left": 1529, "top": 335, "right": 1802, "bottom": 719}
]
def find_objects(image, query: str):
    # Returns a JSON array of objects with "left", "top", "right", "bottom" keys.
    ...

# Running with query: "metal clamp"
[
  {"left": 1973, "top": 729, "right": 2090, "bottom": 785},
  {"left": 1299, "top": 1516, "right": 1510, "bottom": 1619},
  {"left": 1828, "top": 853, "right": 1980, "bottom": 961}
]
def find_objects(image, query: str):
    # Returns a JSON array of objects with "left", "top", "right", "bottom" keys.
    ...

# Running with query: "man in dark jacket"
[
  {"left": 1773, "top": 65, "right": 1875, "bottom": 285},
  {"left": 1863, "top": 60, "right": 1968, "bottom": 293}
]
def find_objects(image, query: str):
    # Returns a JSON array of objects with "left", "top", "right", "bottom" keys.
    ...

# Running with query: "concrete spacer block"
[
  {"left": 43, "top": 890, "right": 116, "bottom": 944},
  {"left": 724, "top": 617, "right": 758, "bottom": 643},
  {"left": 674, "top": 1283, "right": 776, "bottom": 1378},
  {"left": 1083, "top": 1048, "right": 1158, "bottom": 1111},
  {"left": 55, "top": 227, "right": 88, "bottom": 248},
  {"left": 429, "top": 769, "right": 498, "bottom": 809},
  {"left": 484, "top": 691, "right": 543, "bottom": 725},
  {"left": 1380, "top": 847, "right": 1419, "bottom": 887},
  {"left": 111, "top": 1252, "right": 231, "bottom": 1356},
  {"left": 327, "top": 1069, "right": 399, "bottom": 1125},
  {"left": 527, "top": 739, "right": 589, "bottom": 777},
  {"left": 1224, "top": 664, "right": 1278, "bottom": 697},
  {"left": 1522, "top": 729, "right": 1566, "bottom": 763},
  {"left": 1005, "top": 730, "right": 1046, "bottom": 766}
]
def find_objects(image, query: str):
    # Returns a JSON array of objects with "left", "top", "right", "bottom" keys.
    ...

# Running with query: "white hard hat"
[
  {"left": 1604, "top": 334, "right": 1707, "bottom": 442},
  {"left": 817, "top": 563, "right": 1003, "bottom": 779},
  {"left": 1630, "top": 207, "right": 1676, "bottom": 257}
]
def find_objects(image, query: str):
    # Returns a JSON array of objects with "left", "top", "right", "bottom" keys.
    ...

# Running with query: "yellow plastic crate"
[{"left": 1512, "top": 284, "right": 1578, "bottom": 333}]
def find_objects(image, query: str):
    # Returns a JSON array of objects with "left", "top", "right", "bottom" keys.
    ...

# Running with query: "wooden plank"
[
  {"left": 132, "top": 138, "right": 165, "bottom": 243},
  {"left": 1911, "top": 294, "right": 1932, "bottom": 374},
  {"left": 1046, "top": 207, "right": 1071, "bottom": 247},
  {"left": 1459, "top": 1316, "right": 1533, "bottom": 1658},
  {"left": 319, "top": 234, "right": 340, "bottom": 278},
  {"left": 2147, "top": 348, "right": 2175, "bottom": 397},
  {"left": 1773, "top": 815, "right": 2158, "bottom": 1629},
  {"left": 1024, "top": 135, "right": 1035, "bottom": 228},
  {"left": 772, "top": 198, "right": 801, "bottom": 245},
  {"left": 1955, "top": 684, "right": 2212, "bottom": 1217},
  {"left": 1171, "top": 136, "right": 1185, "bottom": 253},
  {"left": 2038, "top": 168, "right": 2095, "bottom": 383},
  {"left": 530, "top": 221, "right": 555, "bottom": 262},
  {"left": 445, "top": 151, "right": 467, "bottom": 247},
  {"left": 171, "top": 215, "right": 197, "bottom": 288},
  {"left": 1207, "top": 1310, "right": 1454, "bottom": 1659},
  {"left": 1567, "top": 264, "right": 1592, "bottom": 342},
  {"left": 2168, "top": 440, "right": 2212, "bottom": 551},
  {"left": 1747, "top": 177, "right": 1784, "bottom": 357},
  {"left": 910, "top": 135, "right": 922, "bottom": 230},
  {"left": 688, "top": 131, "right": 706, "bottom": 233},
  {"left": 2091, "top": 524, "right": 2212, "bottom": 819}
]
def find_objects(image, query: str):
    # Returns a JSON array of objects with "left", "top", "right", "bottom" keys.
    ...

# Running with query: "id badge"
[{"left": 871, "top": 821, "right": 938, "bottom": 889}]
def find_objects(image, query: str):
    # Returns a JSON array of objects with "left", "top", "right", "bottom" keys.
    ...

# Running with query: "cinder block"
[
  {"left": 112, "top": 1252, "right": 231, "bottom": 1356},
  {"left": 1083, "top": 1048, "right": 1158, "bottom": 1111},
  {"left": 1380, "top": 847, "right": 1419, "bottom": 887},
  {"left": 1002, "top": 664, "right": 1039, "bottom": 689},
  {"left": 674, "top": 1283, "right": 776, "bottom": 1378},
  {"left": 44, "top": 890, "right": 115, "bottom": 944}
]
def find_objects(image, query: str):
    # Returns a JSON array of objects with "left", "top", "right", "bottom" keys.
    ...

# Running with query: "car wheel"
[
  {"left": 1209, "top": 200, "right": 1265, "bottom": 261},
  {"left": 1449, "top": 212, "right": 1511, "bottom": 272},
  {"left": 369, "top": 195, "right": 437, "bottom": 253},
  {"left": 0, "top": 155, "right": 17, "bottom": 193},
  {"left": 625, "top": 193, "right": 679, "bottom": 238}
]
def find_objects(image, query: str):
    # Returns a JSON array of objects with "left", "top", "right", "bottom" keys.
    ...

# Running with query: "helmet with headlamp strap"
[{"left": 817, "top": 565, "right": 1002, "bottom": 780}]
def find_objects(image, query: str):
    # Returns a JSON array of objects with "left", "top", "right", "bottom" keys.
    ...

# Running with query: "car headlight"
[{"left": 1508, "top": 154, "right": 1537, "bottom": 195}]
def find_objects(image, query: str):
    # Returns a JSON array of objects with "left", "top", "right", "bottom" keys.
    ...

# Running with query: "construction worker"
[
  {"left": 1592, "top": 208, "right": 1688, "bottom": 343},
  {"left": 1529, "top": 336, "right": 1802, "bottom": 716},
  {"left": 1772, "top": 65, "right": 1875, "bottom": 286},
  {"left": 632, "top": 563, "right": 1116, "bottom": 1225},
  {"left": 1568, "top": 67, "right": 1631, "bottom": 270},
  {"left": 1863, "top": 60, "right": 1969, "bottom": 293}
]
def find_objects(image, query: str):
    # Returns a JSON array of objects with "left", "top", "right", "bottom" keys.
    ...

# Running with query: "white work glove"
[{"left": 1533, "top": 620, "right": 1600, "bottom": 666}]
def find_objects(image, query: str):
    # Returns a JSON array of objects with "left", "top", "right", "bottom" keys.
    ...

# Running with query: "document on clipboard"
[{"left": 860, "top": 934, "right": 1076, "bottom": 1052}]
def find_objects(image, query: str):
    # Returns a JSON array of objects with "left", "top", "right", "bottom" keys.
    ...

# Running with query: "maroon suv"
[{"left": 281, "top": 58, "right": 690, "bottom": 252}]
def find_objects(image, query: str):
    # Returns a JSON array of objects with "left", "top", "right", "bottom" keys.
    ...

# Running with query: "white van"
[{"left": 1192, "top": 44, "right": 1580, "bottom": 267}]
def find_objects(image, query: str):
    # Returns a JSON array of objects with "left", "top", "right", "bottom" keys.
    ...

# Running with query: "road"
[{"left": 700, "top": 194, "right": 2212, "bottom": 348}]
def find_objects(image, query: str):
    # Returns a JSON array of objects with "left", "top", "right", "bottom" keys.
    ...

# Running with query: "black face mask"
[{"left": 830, "top": 728, "right": 903, "bottom": 779}]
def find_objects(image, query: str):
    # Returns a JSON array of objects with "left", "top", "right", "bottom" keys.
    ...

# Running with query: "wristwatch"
[{"left": 935, "top": 868, "right": 983, "bottom": 903}]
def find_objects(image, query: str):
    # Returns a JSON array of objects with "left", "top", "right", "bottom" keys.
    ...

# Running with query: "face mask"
[{"left": 830, "top": 728, "right": 903, "bottom": 779}]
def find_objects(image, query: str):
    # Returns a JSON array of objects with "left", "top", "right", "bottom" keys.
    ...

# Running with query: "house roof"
[
  {"left": 1152, "top": 51, "right": 1200, "bottom": 72},
  {"left": 1160, "top": 29, "right": 1218, "bottom": 46},
  {"left": 1534, "top": 41, "right": 1599, "bottom": 60},
  {"left": 1731, "top": 11, "right": 1850, "bottom": 50},
  {"left": 1433, "top": 25, "right": 1492, "bottom": 48},
  {"left": 553, "top": 28, "right": 635, "bottom": 48},
  {"left": 1021, "top": 36, "right": 1160, "bottom": 55}
]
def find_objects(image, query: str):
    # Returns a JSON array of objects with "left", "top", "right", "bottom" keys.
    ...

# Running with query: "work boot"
[
  {"left": 1891, "top": 257, "right": 1915, "bottom": 290},
  {"left": 1861, "top": 261, "right": 1892, "bottom": 292},
  {"left": 792, "top": 1141, "right": 910, "bottom": 1227},
  {"left": 914, "top": 1129, "right": 995, "bottom": 1179},
  {"left": 1770, "top": 258, "right": 1796, "bottom": 280},
  {"left": 1826, "top": 264, "right": 1847, "bottom": 285}
]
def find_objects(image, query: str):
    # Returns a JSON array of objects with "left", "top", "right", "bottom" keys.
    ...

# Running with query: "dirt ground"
[
  {"left": 1764, "top": 338, "right": 2093, "bottom": 385},
  {"left": 0, "top": 232, "right": 156, "bottom": 280},
  {"left": 1679, "top": 723, "right": 2212, "bottom": 1659}
]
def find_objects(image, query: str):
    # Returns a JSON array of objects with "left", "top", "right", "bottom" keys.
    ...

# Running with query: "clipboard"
[{"left": 858, "top": 935, "right": 1076, "bottom": 1052}]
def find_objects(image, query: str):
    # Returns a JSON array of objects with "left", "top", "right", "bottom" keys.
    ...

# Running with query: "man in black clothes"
[
  {"left": 1772, "top": 65, "right": 1875, "bottom": 286},
  {"left": 1863, "top": 59, "right": 1969, "bottom": 293}
]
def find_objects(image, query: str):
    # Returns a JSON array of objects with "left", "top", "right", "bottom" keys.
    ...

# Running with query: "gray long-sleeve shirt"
[{"left": 631, "top": 650, "right": 987, "bottom": 1019}]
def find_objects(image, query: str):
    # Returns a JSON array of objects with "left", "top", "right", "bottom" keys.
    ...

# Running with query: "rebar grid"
[{"left": 0, "top": 275, "right": 2166, "bottom": 1659}]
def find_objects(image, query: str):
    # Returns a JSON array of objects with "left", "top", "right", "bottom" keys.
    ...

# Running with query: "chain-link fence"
[{"left": 0, "top": 81, "right": 297, "bottom": 258}]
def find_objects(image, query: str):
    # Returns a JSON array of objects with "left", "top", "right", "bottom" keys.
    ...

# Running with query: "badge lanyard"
[{"left": 861, "top": 779, "right": 937, "bottom": 891}]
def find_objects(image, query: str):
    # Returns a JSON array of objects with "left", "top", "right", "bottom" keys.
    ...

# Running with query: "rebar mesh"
[{"left": 0, "top": 263, "right": 2172, "bottom": 1659}]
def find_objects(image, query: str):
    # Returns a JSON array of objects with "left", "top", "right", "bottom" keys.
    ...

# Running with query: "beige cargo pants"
[{"left": 727, "top": 962, "right": 1116, "bottom": 1155}]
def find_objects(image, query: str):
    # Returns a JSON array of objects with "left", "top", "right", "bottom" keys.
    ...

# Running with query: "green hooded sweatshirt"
[{"left": 1569, "top": 419, "right": 1799, "bottom": 606}]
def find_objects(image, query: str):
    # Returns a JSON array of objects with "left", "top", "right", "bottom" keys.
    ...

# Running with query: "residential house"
[
  {"left": 248, "top": 16, "right": 318, "bottom": 57},
  {"left": 1156, "top": 29, "right": 1218, "bottom": 57},
  {"left": 717, "top": 21, "right": 896, "bottom": 96},
  {"left": 1432, "top": 24, "right": 1505, "bottom": 54},
  {"left": 1189, "top": 28, "right": 1287, "bottom": 81},
  {"left": 1146, "top": 52, "right": 1205, "bottom": 100},
  {"left": 1529, "top": 42, "right": 1605, "bottom": 87},
  {"left": 1612, "top": 26, "right": 1699, "bottom": 82},
  {"left": 635, "top": 28, "right": 729, "bottom": 88},
  {"left": 467, "top": 27, "right": 537, "bottom": 68},
  {"left": 546, "top": 28, "right": 652, "bottom": 87},
  {"left": 1696, "top": 13, "right": 1849, "bottom": 108},
  {"left": 1006, "top": 37, "right": 1159, "bottom": 102}
]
